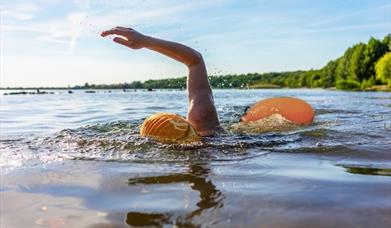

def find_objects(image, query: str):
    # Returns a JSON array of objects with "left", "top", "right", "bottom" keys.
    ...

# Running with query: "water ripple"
[{"left": 1, "top": 89, "right": 390, "bottom": 173}]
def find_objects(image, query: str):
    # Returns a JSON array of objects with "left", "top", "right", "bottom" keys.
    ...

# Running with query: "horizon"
[{"left": 1, "top": 0, "right": 390, "bottom": 87}]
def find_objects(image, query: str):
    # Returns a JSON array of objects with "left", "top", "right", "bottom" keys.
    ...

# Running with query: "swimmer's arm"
[
  {"left": 101, "top": 27, "right": 211, "bottom": 99},
  {"left": 101, "top": 27, "right": 221, "bottom": 135},
  {"left": 142, "top": 36, "right": 221, "bottom": 135},
  {"left": 142, "top": 37, "right": 213, "bottom": 97}
]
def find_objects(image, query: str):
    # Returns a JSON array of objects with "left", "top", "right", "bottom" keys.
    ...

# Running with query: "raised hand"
[
  {"left": 101, "top": 26, "right": 146, "bottom": 49},
  {"left": 101, "top": 26, "right": 222, "bottom": 136}
]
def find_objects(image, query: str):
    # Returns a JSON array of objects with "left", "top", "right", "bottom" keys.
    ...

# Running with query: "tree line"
[
  {"left": 4, "top": 34, "right": 388, "bottom": 91},
  {"left": 100, "top": 34, "right": 389, "bottom": 90}
]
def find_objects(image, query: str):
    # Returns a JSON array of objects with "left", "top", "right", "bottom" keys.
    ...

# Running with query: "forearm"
[
  {"left": 142, "top": 36, "right": 202, "bottom": 68},
  {"left": 141, "top": 35, "right": 212, "bottom": 96},
  {"left": 101, "top": 26, "right": 222, "bottom": 135},
  {"left": 141, "top": 35, "right": 219, "bottom": 133}
]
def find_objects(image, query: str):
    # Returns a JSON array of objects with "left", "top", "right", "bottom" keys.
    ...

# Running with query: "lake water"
[{"left": 1, "top": 89, "right": 390, "bottom": 227}]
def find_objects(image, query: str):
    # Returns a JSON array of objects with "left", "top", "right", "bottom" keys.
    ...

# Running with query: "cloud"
[
  {"left": 1, "top": 2, "right": 40, "bottom": 20},
  {"left": 1, "top": 0, "right": 390, "bottom": 87},
  {"left": 3, "top": 13, "right": 86, "bottom": 54},
  {"left": 304, "top": 3, "right": 391, "bottom": 28},
  {"left": 42, "top": 11, "right": 86, "bottom": 52},
  {"left": 2, "top": 0, "right": 89, "bottom": 54},
  {"left": 81, "top": 0, "right": 228, "bottom": 31},
  {"left": 1, "top": 0, "right": 225, "bottom": 54}
]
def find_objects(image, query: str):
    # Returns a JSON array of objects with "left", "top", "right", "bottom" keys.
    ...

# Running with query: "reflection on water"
[
  {"left": 126, "top": 164, "right": 223, "bottom": 227},
  {"left": 1, "top": 89, "right": 391, "bottom": 227},
  {"left": 338, "top": 164, "right": 391, "bottom": 176}
]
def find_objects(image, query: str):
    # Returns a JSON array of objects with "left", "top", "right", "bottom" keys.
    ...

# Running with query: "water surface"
[{"left": 1, "top": 89, "right": 390, "bottom": 227}]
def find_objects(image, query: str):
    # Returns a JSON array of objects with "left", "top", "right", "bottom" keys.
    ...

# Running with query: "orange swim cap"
[
  {"left": 140, "top": 113, "right": 200, "bottom": 143},
  {"left": 241, "top": 97, "right": 314, "bottom": 125}
]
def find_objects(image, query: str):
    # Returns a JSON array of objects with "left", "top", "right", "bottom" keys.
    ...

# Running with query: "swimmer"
[{"left": 101, "top": 27, "right": 314, "bottom": 143}]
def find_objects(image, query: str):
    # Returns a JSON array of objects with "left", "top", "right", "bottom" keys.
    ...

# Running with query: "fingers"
[
  {"left": 101, "top": 28, "right": 128, "bottom": 37},
  {"left": 101, "top": 29, "right": 124, "bottom": 37},
  {"left": 113, "top": 37, "right": 131, "bottom": 47},
  {"left": 115, "top": 26, "right": 129, "bottom": 30}
]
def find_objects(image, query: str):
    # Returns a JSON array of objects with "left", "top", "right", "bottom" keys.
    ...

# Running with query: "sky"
[{"left": 1, "top": 0, "right": 390, "bottom": 87}]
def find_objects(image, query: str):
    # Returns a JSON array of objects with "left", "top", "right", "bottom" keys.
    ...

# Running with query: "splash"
[
  {"left": 228, "top": 113, "right": 298, "bottom": 134},
  {"left": 2, "top": 105, "right": 386, "bottom": 174},
  {"left": 1, "top": 119, "right": 298, "bottom": 173}
]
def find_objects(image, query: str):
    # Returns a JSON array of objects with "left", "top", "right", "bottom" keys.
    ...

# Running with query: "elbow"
[{"left": 187, "top": 50, "right": 203, "bottom": 67}]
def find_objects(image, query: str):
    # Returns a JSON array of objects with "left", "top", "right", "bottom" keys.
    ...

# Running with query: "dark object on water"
[
  {"left": 4, "top": 90, "right": 50, "bottom": 95},
  {"left": 338, "top": 164, "right": 391, "bottom": 176},
  {"left": 4, "top": 92, "right": 28, "bottom": 95},
  {"left": 147, "top": 88, "right": 154, "bottom": 91},
  {"left": 85, "top": 90, "right": 96, "bottom": 93},
  {"left": 68, "top": 90, "right": 73, "bottom": 94},
  {"left": 36, "top": 89, "right": 49, "bottom": 94}
]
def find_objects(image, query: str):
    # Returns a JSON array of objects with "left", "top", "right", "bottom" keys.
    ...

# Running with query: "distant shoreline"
[
  {"left": 1, "top": 85, "right": 389, "bottom": 93},
  {"left": 2, "top": 34, "right": 390, "bottom": 93}
]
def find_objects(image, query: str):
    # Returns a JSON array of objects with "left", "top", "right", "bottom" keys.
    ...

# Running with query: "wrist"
[{"left": 140, "top": 35, "right": 154, "bottom": 48}]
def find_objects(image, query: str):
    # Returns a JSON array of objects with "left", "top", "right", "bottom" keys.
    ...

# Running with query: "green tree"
[
  {"left": 130, "top": 81, "right": 143, "bottom": 88},
  {"left": 363, "top": 37, "right": 389, "bottom": 80},
  {"left": 375, "top": 52, "right": 391, "bottom": 86},
  {"left": 321, "top": 60, "right": 337, "bottom": 87},
  {"left": 348, "top": 43, "right": 366, "bottom": 82},
  {"left": 382, "top": 34, "right": 391, "bottom": 50},
  {"left": 336, "top": 79, "right": 361, "bottom": 90},
  {"left": 335, "top": 47, "right": 354, "bottom": 81}
]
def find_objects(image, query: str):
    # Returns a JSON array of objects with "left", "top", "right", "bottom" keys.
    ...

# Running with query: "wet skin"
[{"left": 101, "top": 27, "right": 223, "bottom": 136}]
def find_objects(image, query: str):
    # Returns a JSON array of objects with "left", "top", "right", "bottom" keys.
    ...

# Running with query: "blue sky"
[{"left": 1, "top": 0, "right": 390, "bottom": 87}]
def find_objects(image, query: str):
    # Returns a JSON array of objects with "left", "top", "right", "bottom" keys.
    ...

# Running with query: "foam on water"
[
  {"left": 1, "top": 89, "right": 390, "bottom": 175},
  {"left": 1, "top": 89, "right": 391, "bottom": 227},
  {"left": 1, "top": 115, "right": 389, "bottom": 174},
  {"left": 0, "top": 119, "right": 283, "bottom": 172}
]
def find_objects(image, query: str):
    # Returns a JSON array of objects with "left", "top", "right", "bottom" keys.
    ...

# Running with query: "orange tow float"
[
  {"left": 140, "top": 113, "right": 200, "bottom": 143},
  {"left": 140, "top": 97, "right": 314, "bottom": 143},
  {"left": 241, "top": 97, "right": 314, "bottom": 125}
]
